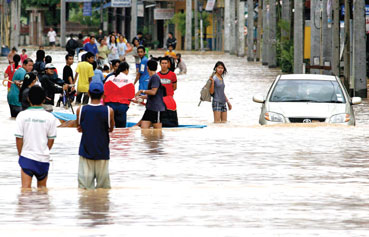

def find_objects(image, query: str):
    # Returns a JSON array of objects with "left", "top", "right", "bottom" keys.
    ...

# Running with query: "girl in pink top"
[{"left": 20, "top": 49, "right": 28, "bottom": 64}]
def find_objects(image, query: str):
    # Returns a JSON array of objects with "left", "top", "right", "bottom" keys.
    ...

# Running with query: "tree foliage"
[
  {"left": 69, "top": 8, "right": 102, "bottom": 27},
  {"left": 22, "top": 0, "right": 59, "bottom": 5},
  {"left": 167, "top": 11, "right": 211, "bottom": 37},
  {"left": 21, "top": 0, "right": 60, "bottom": 27}
]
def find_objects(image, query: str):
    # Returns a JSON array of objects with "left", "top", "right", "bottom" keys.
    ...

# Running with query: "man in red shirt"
[{"left": 157, "top": 57, "right": 178, "bottom": 127}]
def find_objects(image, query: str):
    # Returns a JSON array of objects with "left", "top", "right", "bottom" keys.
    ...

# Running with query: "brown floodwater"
[{"left": 1, "top": 49, "right": 369, "bottom": 236}]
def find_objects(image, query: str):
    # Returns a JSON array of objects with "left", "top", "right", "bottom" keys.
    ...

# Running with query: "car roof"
[{"left": 279, "top": 74, "right": 337, "bottom": 81}]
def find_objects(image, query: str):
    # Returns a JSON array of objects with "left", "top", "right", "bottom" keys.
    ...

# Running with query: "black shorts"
[
  {"left": 161, "top": 109, "right": 178, "bottom": 127},
  {"left": 142, "top": 110, "right": 162, "bottom": 124}
]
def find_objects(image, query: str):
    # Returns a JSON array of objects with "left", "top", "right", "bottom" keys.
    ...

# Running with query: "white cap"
[{"left": 45, "top": 63, "right": 56, "bottom": 69}]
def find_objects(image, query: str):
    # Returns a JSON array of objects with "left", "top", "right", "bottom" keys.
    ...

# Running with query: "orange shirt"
[{"left": 164, "top": 51, "right": 176, "bottom": 58}]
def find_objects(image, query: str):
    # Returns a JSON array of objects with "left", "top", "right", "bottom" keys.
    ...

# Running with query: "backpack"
[
  {"left": 33, "top": 61, "right": 45, "bottom": 76},
  {"left": 66, "top": 39, "right": 78, "bottom": 51},
  {"left": 198, "top": 78, "right": 213, "bottom": 106}
]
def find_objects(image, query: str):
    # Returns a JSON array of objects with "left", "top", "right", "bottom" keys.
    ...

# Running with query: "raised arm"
[
  {"left": 126, "top": 43, "right": 133, "bottom": 53},
  {"left": 209, "top": 76, "right": 215, "bottom": 95}
]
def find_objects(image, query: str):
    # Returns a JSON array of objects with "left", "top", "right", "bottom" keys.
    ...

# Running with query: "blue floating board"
[{"left": 52, "top": 112, "right": 207, "bottom": 128}]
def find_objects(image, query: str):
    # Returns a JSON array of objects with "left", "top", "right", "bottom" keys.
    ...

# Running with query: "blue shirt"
[
  {"left": 92, "top": 69, "right": 104, "bottom": 84},
  {"left": 83, "top": 43, "right": 98, "bottom": 55},
  {"left": 79, "top": 104, "right": 110, "bottom": 160},
  {"left": 138, "top": 56, "right": 149, "bottom": 90},
  {"left": 7, "top": 67, "right": 26, "bottom": 106}
]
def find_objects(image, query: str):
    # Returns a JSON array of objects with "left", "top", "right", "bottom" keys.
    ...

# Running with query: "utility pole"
[
  {"left": 0, "top": 0, "right": 2, "bottom": 49},
  {"left": 238, "top": 0, "right": 245, "bottom": 57},
  {"left": 247, "top": 0, "right": 254, "bottom": 61},
  {"left": 281, "top": 0, "right": 291, "bottom": 41},
  {"left": 10, "top": 0, "right": 20, "bottom": 49},
  {"left": 268, "top": 0, "right": 276, "bottom": 68},
  {"left": 331, "top": 0, "right": 340, "bottom": 76},
  {"left": 194, "top": 0, "right": 199, "bottom": 50},
  {"left": 256, "top": 0, "right": 262, "bottom": 61},
  {"left": 262, "top": 0, "right": 268, "bottom": 65},
  {"left": 353, "top": 0, "right": 367, "bottom": 98},
  {"left": 322, "top": 0, "right": 332, "bottom": 75},
  {"left": 200, "top": 3, "right": 204, "bottom": 51},
  {"left": 185, "top": 0, "right": 192, "bottom": 50},
  {"left": 310, "top": 0, "right": 321, "bottom": 74},
  {"left": 343, "top": 0, "right": 350, "bottom": 90},
  {"left": 100, "top": 0, "right": 104, "bottom": 32},
  {"left": 293, "top": 0, "right": 304, "bottom": 73},
  {"left": 230, "top": 0, "right": 236, "bottom": 55},
  {"left": 224, "top": 0, "right": 231, "bottom": 53},
  {"left": 131, "top": 0, "right": 137, "bottom": 41},
  {"left": 60, "top": 0, "right": 66, "bottom": 47}
]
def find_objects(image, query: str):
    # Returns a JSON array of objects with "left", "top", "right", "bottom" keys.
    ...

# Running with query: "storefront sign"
[
  {"left": 138, "top": 3, "right": 144, "bottom": 17},
  {"left": 342, "top": 5, "right": 369, "bottom": 33},
  {"left": 83, "top": 2, "right": 92, "bottom": 16},
  {"left": 111, "top": 0, "right": 131, "bottom": 8},
  {"left": 154, "top": 8, "right": 174, "bottom": 20},
  {"left": 205, "top": 0, "right": 216, "bottom": 11}
]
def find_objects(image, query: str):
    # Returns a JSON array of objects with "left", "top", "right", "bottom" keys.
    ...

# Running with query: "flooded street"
[{"left": 1, "top": 49, "right": 369, "bottom": 236}]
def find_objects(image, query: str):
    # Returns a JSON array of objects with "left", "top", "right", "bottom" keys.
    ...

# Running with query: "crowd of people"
[{"left": 3, "top": 30, "right": 232, "bottom": 189}]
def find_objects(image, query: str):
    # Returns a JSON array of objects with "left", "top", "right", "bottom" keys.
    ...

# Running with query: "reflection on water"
[
  {"left": 78, "top": 189, "right": 112, "bottom": 227},
  {"left": 16, "top": 189, "right": 52, "bottom": 222},
  {"left": 1, "top": 51, "right": 369, "bottom": 235},
  {"left": 141, "top": 129, "right": 164, "bottom": 155}
]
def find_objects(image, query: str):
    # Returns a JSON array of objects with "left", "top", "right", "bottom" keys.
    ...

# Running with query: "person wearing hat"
[
  {"left": 76, "top": 81, "right": 115, "bottom": 189},
  {"left": 39, "top": 63, "right": 68, "bottom": 112}
]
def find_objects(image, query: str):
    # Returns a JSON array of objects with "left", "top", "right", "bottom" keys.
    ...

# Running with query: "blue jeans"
[{"left": 105, "top": 102, "right": 129, "bottom": 128}]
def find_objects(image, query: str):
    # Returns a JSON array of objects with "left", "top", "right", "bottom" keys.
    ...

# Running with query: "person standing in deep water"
[
  {"left": 104, "top": 62, "right": 135, "bottom": 128},
  {"left": 134, "top": 46, "right": 149, "bottom": 91},
  {"left": 135, "top": 60, "right": 166, "bottom": 129},
  {"left": 77, "top": 81, "right": 115, "bottom": 189},
  {"left": 15, "top": 86, "right": 60, "bottom": 188},
  {"left": 7, "top": 58, "right": 34, "bottom": 117},
  {"left": 209, "top": 61, "right": 232, "bottom": 123},
  {"left": 157, "top": 57, "right": 178, "bottom": 127},
  {"left": 3, "top": 54, "right": 21, "bottom": 92}
]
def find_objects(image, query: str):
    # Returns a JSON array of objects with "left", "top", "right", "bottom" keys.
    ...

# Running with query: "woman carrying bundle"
[{"left": 209, "top": 61, "right": 232, "bottom": 123}]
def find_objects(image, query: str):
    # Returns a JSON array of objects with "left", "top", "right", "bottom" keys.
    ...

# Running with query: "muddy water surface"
[{"left": 1, "top": 50, "right": 369, "bottom": 236}]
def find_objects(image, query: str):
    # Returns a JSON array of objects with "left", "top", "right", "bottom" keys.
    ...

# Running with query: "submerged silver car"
[{"left": 253, "top": 74, "right": 362, "bottom": 125}]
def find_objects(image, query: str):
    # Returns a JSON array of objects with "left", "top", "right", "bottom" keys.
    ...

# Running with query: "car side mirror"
[
  {"left": 253, "top": 95, "right": 265, "bottom": 103},
  {"left": 351, "top": 97, "right": 362, "bottom": 105}
]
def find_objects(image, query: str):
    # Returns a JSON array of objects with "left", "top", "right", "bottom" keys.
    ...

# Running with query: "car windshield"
[{"left": 269, "top": 79, "right": 346, "bottom": 103}]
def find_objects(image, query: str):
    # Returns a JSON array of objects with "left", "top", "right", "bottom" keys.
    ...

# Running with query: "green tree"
[
  {"left": 21, "top": 0, "right": 60, "bottom": 27},
  {"left": 167, "top": 11, "right": 211, "bottom": 37},
  {"left": 69, "top": 8, "right": 102, "bottom": 27}
]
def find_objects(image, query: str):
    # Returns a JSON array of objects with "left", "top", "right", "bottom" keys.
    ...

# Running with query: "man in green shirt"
[{"left": 7, "top": 58, "right": 34, "bottom": 117}]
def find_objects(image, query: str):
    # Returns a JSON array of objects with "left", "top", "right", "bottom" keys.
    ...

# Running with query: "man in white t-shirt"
[
  {"left": 47, "top": 28, "right": 57, "bottom": 47},
  {"left": 15, "top": 86, "right": 60, "bottom": 188}
]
